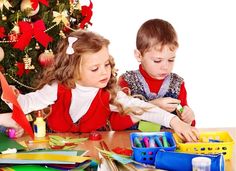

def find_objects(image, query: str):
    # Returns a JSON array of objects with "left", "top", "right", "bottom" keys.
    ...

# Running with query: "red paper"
[{"left": 0, "top": 72, "right": 34, "bottom": 138}]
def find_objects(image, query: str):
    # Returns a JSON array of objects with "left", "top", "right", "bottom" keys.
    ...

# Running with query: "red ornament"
[
  {"left": 80, "top": 0, "right": 93, "bottom": 29},
  {"left": 62, "top": 23, "right": 71, "bottom": 33},
  {"left": 0, "top": 27, "right": 6, "bottom": 38},
  {"left": 89, "top": 131, "right": 102, "bottom": 141},
  {"left": 38, "top": 50, "right": 54, "bottom": 67},
  {"left": 16, "top": 62, "right": 30, "bottom": 77},
  {"left": 0, "top": 64, "right": 5, "bottom": 73},
  {"left": 8, "top": 32, "right": 19, "bottom": 45}
]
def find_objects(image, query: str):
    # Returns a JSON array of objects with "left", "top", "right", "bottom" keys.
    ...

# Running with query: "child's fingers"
[
  {"left": 14, "top": 125, "right": 24, "bottom": 138},
  {"left": 185, "top": 127, "right": 199, "bottom": 142},
  {"left": 176, "top": 132, "right": 186, "bottom": 142},
  {"left": 10, "top": 85, "right": 20, "bottom": 96},
  {"left": 192, "top": 127, "right": 200, "bottom": 139},
  {"left": 167, "top": 98, "right": 181, "bottom": 104}
]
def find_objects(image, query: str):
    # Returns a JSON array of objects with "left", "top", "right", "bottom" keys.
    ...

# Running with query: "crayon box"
[{"left": 130, "top": 132, "right": 176, "bottom": 165}]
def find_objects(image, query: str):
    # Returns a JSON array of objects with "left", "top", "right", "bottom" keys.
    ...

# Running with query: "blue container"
[
  {"left": 130, "top": 132, "right": 176, "bottom": 165},
  {"left": 154, "top": 150, "right": 224, "bottom": 171}
]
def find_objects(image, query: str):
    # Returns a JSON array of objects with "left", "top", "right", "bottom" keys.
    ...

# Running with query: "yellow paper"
[{"left": 0, "top": 153, "right": 90, "bottom": 163}]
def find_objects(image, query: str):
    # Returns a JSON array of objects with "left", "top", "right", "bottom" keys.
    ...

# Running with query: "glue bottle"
[{"left": 33, "top": 110, "right": 46, "bottom": 137}]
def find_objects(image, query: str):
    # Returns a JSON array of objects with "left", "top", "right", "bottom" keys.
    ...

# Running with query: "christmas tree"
[{"left": 0, "top": 0, "right": 93, "bottom": 112}]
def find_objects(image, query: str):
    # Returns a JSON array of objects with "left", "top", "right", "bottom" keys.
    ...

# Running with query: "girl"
[{"left": 4, "top": 30, "right": 198, "bottom": 142}]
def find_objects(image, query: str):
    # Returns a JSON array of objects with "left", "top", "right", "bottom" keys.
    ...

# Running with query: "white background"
[{"left": 87, "top": 0, "right": 236, "bottom": 128}]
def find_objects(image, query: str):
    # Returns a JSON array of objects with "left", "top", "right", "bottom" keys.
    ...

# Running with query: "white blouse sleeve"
[
  {"left": 17, "top": 83, "right": 58, "bottom": 114},
  {"left": 110, "top": 91, "right": 176, "bottom": 128}
]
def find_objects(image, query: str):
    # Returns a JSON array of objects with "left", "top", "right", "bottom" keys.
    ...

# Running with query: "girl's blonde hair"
[{"left": 35, "top": 30, "right": 129, "bottom": 114}]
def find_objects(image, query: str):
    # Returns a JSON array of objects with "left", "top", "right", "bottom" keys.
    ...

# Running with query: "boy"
[{"left": 119, "top": 19, "right": 195, "bottom": 129}]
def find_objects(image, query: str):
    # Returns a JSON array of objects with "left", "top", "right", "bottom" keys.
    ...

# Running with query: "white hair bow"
[{"left": 66, "top": 37, "right": 78, "bottom": 55}]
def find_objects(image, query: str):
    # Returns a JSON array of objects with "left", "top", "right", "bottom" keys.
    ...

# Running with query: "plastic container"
[
  {"left": 192, "top": 157, "right": 211, "bottom": 171},
  {"left": 174, "top": 131, "right": 234, "bottom": 160},
  {"left": 130, "top": 132, "right": 176, "bottom": 165},
  {"left": 154, "top": 150, "right": 224, "bottom": 171},
  {"left": 33, "top": 111, "right": 46, "bottom": 138}
]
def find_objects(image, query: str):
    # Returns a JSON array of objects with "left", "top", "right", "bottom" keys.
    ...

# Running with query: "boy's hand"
[
  {"left": 150, "top": 97, "right": 180, "bottom": 112},
  {"left": 170, "top": 116, "right": 199, "bottom": 142},
  {"left": 177, "top": 106, "right": 195, "bottom": 124}
]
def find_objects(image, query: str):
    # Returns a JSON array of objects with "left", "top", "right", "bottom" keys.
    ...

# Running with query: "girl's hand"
[
  {"left": 10, "top": 85, "right": 20, "bottom": 97},
  {"left": 14, "top": 125, "right": 24, "bottom": 138},
  {"left": 170, "top": 116, "right": 199, "bottom": 142},
  {"left": 150, "top": 97, "right": 180, "bottom": 112},
  {"left": 1, "top": 85, "right": 20, "bottom": 102},
  {"left": 178, "top": 106, "right": 195, "bottom": 124},
  {"left": 0, "top": 113, "right": 15, "bottom": 127},
  {"left": 0, "top": 113, "right": 24, "bottom": 138}
]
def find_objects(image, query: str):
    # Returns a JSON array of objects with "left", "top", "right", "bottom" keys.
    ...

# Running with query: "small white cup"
[{"left": 192, "top": 157, "right": 211, "bottom": 171}]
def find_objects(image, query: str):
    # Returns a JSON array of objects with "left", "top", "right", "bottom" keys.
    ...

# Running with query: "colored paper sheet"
[
  {"left": 0, "top": 150, "right": 89, "bottom": 164},
  {"left": 2, "top": 165, "right": 58, "bottom": 171},
  {"left": 138, "top": 120, "right": 161, "bottom": 132},
  {"left": 0, "top": 72, "right": 34, "bottom": 138},
  {"left": 0, "top": 133, "right": 25, "bottom": 152}
]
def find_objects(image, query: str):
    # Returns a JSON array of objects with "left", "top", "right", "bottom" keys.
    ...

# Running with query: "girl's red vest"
[{"left": 46, "top": 84, "right": 133, "bottom": 132}]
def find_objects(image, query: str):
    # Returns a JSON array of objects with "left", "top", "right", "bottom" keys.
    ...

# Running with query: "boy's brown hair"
[{"left": 136, "top": 18, "right": 179, "bottom": 55}]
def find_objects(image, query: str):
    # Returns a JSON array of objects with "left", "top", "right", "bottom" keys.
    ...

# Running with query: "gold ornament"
[
  {"left": 59, "top": 30, "right": 66, "bottom": 39},
  {"left": 35, "top": 42, "right": 40, "bottom": 50},
  {"left": 2, "top": 14, "right": 7, "bottom": 21},
  {"left": 0, "top": 0, "right": 12, "bottom": 11},
  {"left": 0, "top": 47, "right": 4, "bottom": 61},
  {"left": 75, "top": 2, "right": 81, "bottom": 10},
  {"left": 11, "top": 23, "right": 20, "bottom": 34},
  {"left": 23, "top": 54, "right": 35, "bottom": 70},
  {"left": 52, "top": 10, "right": 69, "bottom": 26},
  {"left": 20, "top": 0, "right": 39, "bottom": 17}
]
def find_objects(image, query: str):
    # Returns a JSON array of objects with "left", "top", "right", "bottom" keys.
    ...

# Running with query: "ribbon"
[
  {"left": 0, "top": 0, "right": 12, "bottom": 11},
  {"left": 0, "top": 26, "right": 5, "bottom": 38},
  {"left": 80, "top": 0, "right": 93, "bottom": 29},
  {"left": 0, "top": 72, "right": 34, "bottom": 138},
  {"left": 66, "top": 37, "right": 78, "bottom": 55},
  {"left": 14, "top": 20, "right": 53, "bottom": 51},
  {"left": 16, "top": 62, "right": 30, "bottom": 77},
  {"left": 52, "top": 10, "right": 69, "bottom": 25},
  {"left": 30, "top": 0, "right": 48, "bottom": 10}
]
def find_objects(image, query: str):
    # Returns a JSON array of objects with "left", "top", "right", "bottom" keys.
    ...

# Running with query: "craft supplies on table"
[
  {"left": 174, "top": 131, "right": 234, "bottom": 160},
  {"left": 130, "top": 132, "right": 176, "bottom": 165},
  {"left": 154, "top": 150, "right": 224, "bottom": 171}
]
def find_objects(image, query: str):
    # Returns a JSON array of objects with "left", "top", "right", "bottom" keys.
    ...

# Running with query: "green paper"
[
  {"left": 111, "top": 154, "right": 133, "bottom": 164},
  {"left": 0, "top": 133, "right": 25, "bottom": 152},
  {"left": 10, "top": 165, "right": 58, "bottom": 171},
  {"left": 138, "top": 121, "right": 161, "bottom": 132}
]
